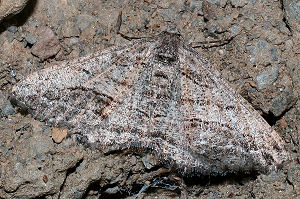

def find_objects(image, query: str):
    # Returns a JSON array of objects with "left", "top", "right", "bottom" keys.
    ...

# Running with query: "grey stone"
[
  {"left": 256, "top": 65, "right": 279, "bottom": 90},
  {"left": 0, "top": 117, "right": 74, "bottom": 198},
  {"left": 0, "top": 91, "right": 4, "bottom": 100},
  {"left": 229, "top": 24, "right": 241, "bottom": 37},
  {"left": 191, "top": 18, "right": 205, "bottom": 28},
  {"left": 15, "top": 162, "right": 24, "bottom": 170},
  {"left": 190, "top": 1, "right": 202, "bottom": 12},
  {"left": 159, "top": 9, "right": 177, "bottom": 22},
  {"left": 75, "top": 15, "right": 94, "bottom": 31},
  {"left": 206, "top": 192, "right": 219, "bottom": 199},
  {"left": 286, "top": 1, "right": 300, "bottom": 22},
  {"left": 278, "top": 21, "right": 291, "bottom": 34},
  {"left": 260, "top": 171, "right": 286, "bottom": 183},
  {"left": 105, "top": 186, "right": 120, "bottom": 194},
  {"left": 270, "top": 48, "right": 278, "bottom": 61},
  {"left": 1, "top": 100, "right": 16, "bottom": 116},
  {"left": 214, "top": 0, "right": 228, "bottom": 7},
  {"left": 198, "top": 9, "right": 204, "bottom": 16},
  {"left": 190, "top": 0, "right": 226, "bottom": 15},
  {"left": 96, "top": 28, "right": 103, "bottom": 35},
  {"left": 283, "top": 0, "right": 300, "bottom": 32},
  {"left": 4, "top": 31, "right": 14, "bottom": 42},
  {"left": 0, "top": 91, "right": 15, "bottom": 117},
  {"left": 70, "top": 188, "right": 84, "bottom": 199},
  {"left": 230, "top": 0, "right": 248, "bottom": 7},
  {"left": 249, "top": 39, "right": 276, "bottom": 66},
  {"left": 142, "top": 154, "right": 158, "bottom": 170},
  {"left": 59, "top": 156, "right": 105, "bottom": 199},
  {"left": 248, "top": 0, "right": 256, "bottom": 5},
  {"left": 11, "top": 70, "right": 16, "bottom": 77},
  {"left": 26, "top": 134, "right": 54, "bottom": 156},
  {"left": 127, "top": 22, "right": 137, "bottom": 31},
  {"left": 79, "top": 2, "right": 86, "bottom": 10},
  {"left": 7, "top": 26, "right": 18, "bottom": 33},
  {"left": 287, "top": 164, "right": 300, "bottom": 184},
  {"left": 208, "top": 0, "right": 228, "bottom": 7},
  {"left": 25, "top": 35, "right": 37, "bottom": 45},
  {"left": 62, "top": 21, "right": 80, "bottom": 38},
  {"left": 270, "top": 91, "right": 294, "bottom": 117}
]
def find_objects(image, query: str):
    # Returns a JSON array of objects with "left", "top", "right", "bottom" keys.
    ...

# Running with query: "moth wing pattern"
[
  {"left": 175, "top": 45, "right": 288, "bottom": 174},
  {"left": 11, "top": 32, "right": 289, "bottom": 176},
  {"left": 11, "top": 39, "right": 152, "bottom": 134}
]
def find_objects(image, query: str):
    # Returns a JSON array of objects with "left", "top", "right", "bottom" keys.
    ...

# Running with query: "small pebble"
[
  {"left": 75, "top": 15, "right": 94, "bottom": 31},
  {"left": 104, "top": 186, "right": 120, "bottom": 194},
  {"left": 230, "top": 0, "right": 248, "bottom": 8},
  {"left": 1, "top": 101, "right": 16, "bottom": 117},
  {"left": 142, "top": 154, "right": 158, "bottom": 169},
  {"left": 279, "top": 119, "right": 288, "bottom": 128},
  {"left": 25, "top": 35, "right": 37, "bottom": 45},
  {"left": 270, "top": 91, "right": 293, "bottom": 117},
  {"left": 256, "top": 65, "right": 279, "bottom": 90},
  {"left": 31, "top": 27, "right": 61, "bottom": 60},
  {"left": 52, "top": 127, "right": 68, "bottom": 143},
  {"left": 7, "top": 26, "right": 18, "bottom": 33}
]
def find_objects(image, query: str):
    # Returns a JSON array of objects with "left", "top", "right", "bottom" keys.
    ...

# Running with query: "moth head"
[{"left": 155, "top": 31, "right": 181, "bottom": 63}]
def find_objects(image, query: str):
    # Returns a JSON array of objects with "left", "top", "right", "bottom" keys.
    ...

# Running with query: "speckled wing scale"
[{"left": 11, "top": 31, "right": 289, "bottom": 176}]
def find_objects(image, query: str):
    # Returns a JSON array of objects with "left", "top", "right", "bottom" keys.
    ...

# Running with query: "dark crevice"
[
  {"left": 83, "top": 182, "right": 129, "bottom": 199},
  {"left": 250, "top": 190, "right": 256, "bottom": 198},
  {"left": 82, "top": 175, "right": 181, "bottom": 199},
  {"left": 103, "top": 147, "right": 150, "bottom": 157},
  {"left": 35, "top": 192, "right": 58, "bottom": 199},
  {"left": 183, "top": 171, "right": 259, "bottom": 187},
  {"left": 286, "top": 176, "right": 294, "bottom": 189},
  {"left": 282, "top": 16, "right": 292, "bottom": 32},
  {"left": 58, "top": 158, "right": 84, "bottom": 198},
  {"left": 280, "top": 0, "right": 292, "bottom": 33},
  {"left": 262, "top": 112, "right": 279, "bottom": 126},
  {"left": 25, "top": 42, "right": 34, "bottom": 48},
  {"left": 82, "top": 180, "right": 146, "bottom": 199},
  {"left": 118, "top": 32, "right": 144, "bottom": 41},
  {"left": 144, "top": 176, "right": 181, "bottom": 191},
  {"left": 35, "top": 196, "right": 46, "bottom": 199},
  {"left": 9, "top": 94, "right": 32, "bottom": 115},
  {"left": 262, "top": 105, "right": 293, "bottom": 126},
  {"left": 191, "top": 35, "right": 236, "bottom": 49},
  {"left": 81, "top": 172, "right": 259, "bottom": 198},
  {"left": 81, "top": 181, "right": 102, "bottom": 198},
  {"left": 0, "top": 0, "right": 38, "bottom": 34},
  {"left": 35, "top": 192, "right": 59, "bottom": 199}
]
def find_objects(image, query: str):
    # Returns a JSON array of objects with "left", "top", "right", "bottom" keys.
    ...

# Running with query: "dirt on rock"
[{"left": 0, "top": 0, "right": 300, "bottom": 198}]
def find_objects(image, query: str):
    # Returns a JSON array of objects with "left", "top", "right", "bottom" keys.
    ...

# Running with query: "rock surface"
[
  {"left": 0, "top": 0, "right": 29, "bottom": 23},
  {"left": 31, "top": 27, "right": 61, "bottom": 60}
]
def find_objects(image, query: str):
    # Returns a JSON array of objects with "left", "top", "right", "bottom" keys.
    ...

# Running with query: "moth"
[{"left": 10, "top": 31, "right": 289, "bottom": 176}]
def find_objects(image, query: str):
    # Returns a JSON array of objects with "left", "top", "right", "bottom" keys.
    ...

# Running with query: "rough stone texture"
[
  {"left": 230, "top": 0, "right": 248, "bottom": 8},
  {"left": 0, "top": 0, "right": 299, "bottom": 198},
  {"left": 0, "top": 116, "right": 81, "bottom": 198},
  {"left": 256, "top": 65, "right": 279, "bottom": 91},
  {"left": 270, "top": 90, "right": 295, "bottom": 117},
  {"left": 31, "top": 26, "right": 61, "bottom": 60},
  {"left": 0, "top": 0, "right": 29, "bottom": 23},
  {"left": 0, "top": 90, "right": 15, "bottom": 116},
  {"left": 283, "top": 0, "right": 300, "bottom": 32},
  {"left": 52, "top": 127, "right": 68, "bottom": 143}
]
